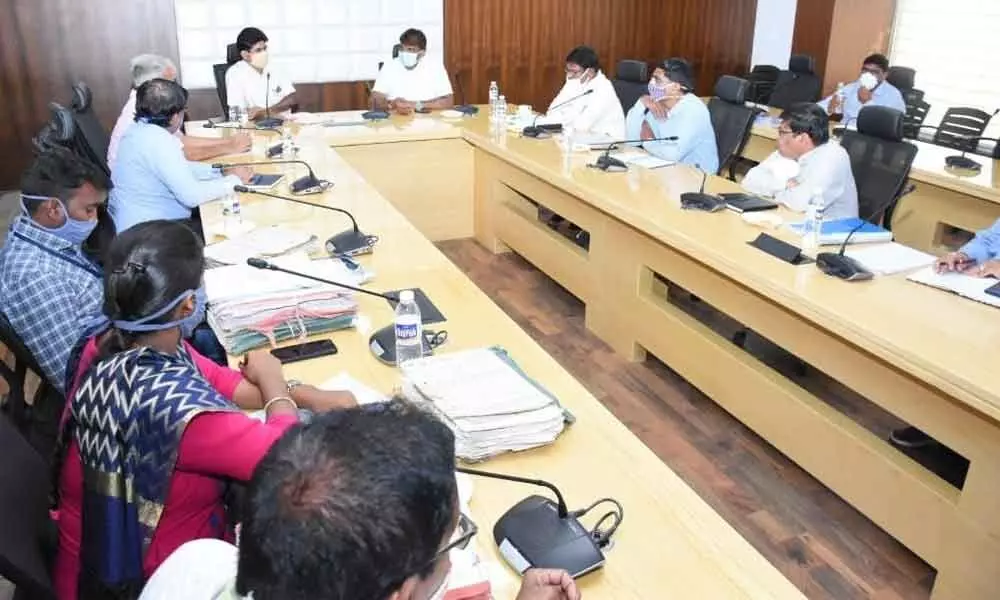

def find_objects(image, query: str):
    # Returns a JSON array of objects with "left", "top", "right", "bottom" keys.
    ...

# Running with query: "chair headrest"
[
  {"left": 886, "top": 66, "right": 915, "bottom": 91},
  {"left": 70, "top": 82, "right": 92, "bottom": 112},
  {"left": 714, "top": 76, "right": 749, "bottom": 104},
  {"left": 751, "top": 64, "right": 780, "bottom": 75},
  {"left": 226, "top": 43, "right": 240, "bottom": 64},
  {"left": 616, "top": 60, "right": 648, "bottom": 83},
  {"left": 392, "top": 43, "right": 402, "bottom": 59},
  {"left": 857, "top": 105, "right": 905, "bottom": 141},
  {"left": 788, "top": 54, "right": 815, "bottom": 74},
  {"left": 48, "top": 103, "right": 76, "bottom": 142}
]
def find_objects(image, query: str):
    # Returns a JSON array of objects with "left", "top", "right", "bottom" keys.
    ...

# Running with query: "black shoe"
[{"left": 889, "top": 426, "right": 936, "bottom": 449}]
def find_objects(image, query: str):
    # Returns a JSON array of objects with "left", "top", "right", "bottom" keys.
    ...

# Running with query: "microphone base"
[
  {"left": 455, "top": 104, "right": 479, "bottom": 115},
  {"left": 324, "top": 228, "right": 377, "bottom": 257},
  {"left": 816, "top": 252, "right": 874, "bottom": 281},
  {"left": 492, "top": 495, "right": 605, "bottom": 578},
  {"left": 945, "top": 154, "right": 982, "bottom": 172},
  {"left": 362, "top": 110, "right": 390, "bottom": 121},
  {"left": 368, "top": 324, "right": 434, "bottom": 366},
  {"left": 290, "top": 176, "right": 333, "bottom": 195},
  {"left": 680, "top": 192, "right": 725, "bottom": 212},
  {"left": 591, "top": 155, "right": 628, "bottom": 172},
  {"left": 256, "top": 117, "right": 284, "bottom": 129}
]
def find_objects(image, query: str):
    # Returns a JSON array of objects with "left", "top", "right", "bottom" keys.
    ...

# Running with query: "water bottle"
[
  {"left": 833, "top": 82, "right": 846, "bottom": 115},
  {"left": 280, "top": 125, "right": 294, "bottom": 156},
  {"left": 803, "top": 189, "right": 825, "bottom": 249},
  {"left": 497, "top": 94, "right": 508, "bottom": 127},
  {"left": 488, "top": 81, "right": 499, "bottom": 121},
  {"left": 394, "top": 290, "right": 423, "bottom": 366},
  {"left": 222, "top": 191, "right": 242, "bottom": 233}
]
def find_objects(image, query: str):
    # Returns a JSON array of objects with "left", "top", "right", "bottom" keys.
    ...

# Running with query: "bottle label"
[{"left": 395, "top": 322, "right": 419, "bottom": 340}]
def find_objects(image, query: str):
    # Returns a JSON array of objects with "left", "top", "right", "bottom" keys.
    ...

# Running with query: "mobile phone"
[
  {"left": 985, "top": 281, "right": 1000, "bottom": 298},
  {"left": 270, "top": 339, "right": 338, "bottom": 364}
]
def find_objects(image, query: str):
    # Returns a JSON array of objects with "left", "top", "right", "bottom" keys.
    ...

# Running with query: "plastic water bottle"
[
  {"left": 488, "top": 81, "right": 499, "bottom": 121},
  {"left": 803, "top": 189, "right": 825, "bottom": 249},
  {"left": 394, "top": 290, "right": 423, "bottom": 366},
  {"left": 496, "top": 94, "right": 508, "bottom": 126},
  {"left": 280, "top": 125, "right": 294, "bottom": 156},
  {"left": 222, "top": 192, "right": 242, "bottom": 233},
  {"left": 833, "top": 82, "right": 846, "bottom": 115}
]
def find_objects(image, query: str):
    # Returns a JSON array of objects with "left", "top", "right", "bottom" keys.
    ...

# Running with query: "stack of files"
[
  {"left": 907, "top": 267, "right": 1000, "bottom": 309},
  {"left": 205, "top": 253, "right": 371, "bottom": 354},
  {"left": 204, "top": 226, "right": 317, "bottom": 266},
  {"left": 608, "top": 151, "right": 675, "bottom": 169},
  {"left": 400, "top": 347, "right": 570, "bottom": 461},
  {"left": 844, "top": 242, "right": 935, "bottom": 276},
  {"left": 787, "top": 217, "right": 894, "bottom": 246}
]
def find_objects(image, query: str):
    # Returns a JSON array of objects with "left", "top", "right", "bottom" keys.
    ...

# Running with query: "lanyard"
[{"left": 11, "top": 231, "right": 103, "bottom": 279}]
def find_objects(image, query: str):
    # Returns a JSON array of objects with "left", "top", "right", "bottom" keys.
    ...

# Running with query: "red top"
[{"left": 53, "top": 340, "right": 296, "bottom": 600}]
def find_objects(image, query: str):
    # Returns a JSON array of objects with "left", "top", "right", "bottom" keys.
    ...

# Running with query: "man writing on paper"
[
  {"left": 624, "top": 58, "right": 718, "bottom": 173},
  {"left": 544, "top": 46, "right": 625, "bottom": 139},
  {"left": 372, "top": 28, "right": 454, "bottom": 115},
  {"left": 817, "top": 54, "right": 905, "bottom": 125},
  {"left": 226, "top": 27, "right": 298, "bottom": 121},
  {"left": 108, "top": 54, "right": 250, "bottom": 167}
]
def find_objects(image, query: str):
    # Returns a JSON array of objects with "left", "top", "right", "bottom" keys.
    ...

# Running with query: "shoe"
[{"left": 889, "top": 426, "right": 936, "bottom": 449}]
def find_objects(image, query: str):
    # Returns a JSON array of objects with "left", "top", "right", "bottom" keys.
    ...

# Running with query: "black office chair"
[
  {"left": 840, "top": 106, "right": 918, "bottom": 227},
  {"left": 885, "top": 66, "right": 915, "bottom": 93},
  {"left": 378, "top": 43, "right": 404, "bottom": 72},
  {"left": 769, "top": 55, "right": 822, "bottom": 109},
  {"left": 902, "top": 95, "right": 930, "bottom": 140},
  {"left": 707, "top": 76, "right": 755, "bottom": 179},
  {"left": 32, "top": 103, "right": 76, "bottom": 153},
  {"left": 745, "top": 64, "right": 780, "bottom": 105},
  {"left": 67, "top": 82, "right": 110, "bottom": 175},
  {"left": 612, "top": 59, "right": 649, "bottom": 113},
  {"left": 930, "top": 107, "right": 995, "bottom": 152},
  {"left": 0, "top": 411, "right": 57, "bottom": 600},
  {"left": 213, "top": 43, "right": 242, "bottom": 118}
]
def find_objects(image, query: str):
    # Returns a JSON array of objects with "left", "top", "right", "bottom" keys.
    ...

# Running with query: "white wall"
[
  {"left": 750, "top": 0, "right": 798, "bottom": 69},
  {"left": 173, "top": 0, "right": 444, "bottom": 89}
]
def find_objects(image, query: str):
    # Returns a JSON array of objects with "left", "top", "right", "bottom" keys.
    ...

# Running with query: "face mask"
[
  {"left": 113, "top": 285, "right": 206, "bottom": 339},
  {"left": 648, "top": 81, "right": 668, "bottom": 101},
  {"left": 250, "top": 50, "right": 269, "bottom": 70},
  {"left": 400, "top": 51, "right": 419, "bottom": 68},
  {"left": 20, "top": 194, "right": 97, "bottom": 246},
  {"left": 858, "top": 72, "right": 879, "bottom": 91}
]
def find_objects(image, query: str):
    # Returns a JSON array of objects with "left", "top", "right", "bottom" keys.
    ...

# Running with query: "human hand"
[
  {"left": 963, "top": 259, "right": 1000, "bottom": 278},
  {"left": 291, "top": 386, "right": 358, "bottom": 413},
  {"left": 857, "top": 87, "right": 873, "bottom": 104},
  {"left": 246, "top": 106, "right": 266, "bottom": 121},
  {"left": 828, "top": 94, "right": 843, "bottom": 114},
  {"left": 640, "top": 95, "right": 668, "bottom": 119},
  {"left": 239, "top": 350, "right": 284, "bottom": 387},
  {"left": 935, "top": 251, "right": 974, "bottom": 273},
  {"left": 227, "top": 133, "right": 252, "bottom": 153},
  {"left": 224, "top": 166, "right": 254, "bottom": 184},
  {"left": 393, "top": 99, "right": 415, "bottom": 115},
  {"left": 640, "top": 120, "right": 655, "bottom": 141},
  {"left": 515, "top": 569, "right": 581, "bottom": 600}
]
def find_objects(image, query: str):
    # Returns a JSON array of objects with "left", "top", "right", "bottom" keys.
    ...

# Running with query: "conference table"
[
  {"left": 193, "top": 117, "right": 805, "bottom": 600},
  {"left": 195, "top": 109, "right": 1000, "bottom": 599},
  {"left": 743, "top": 108, "right": 1000, "bottom": 256}
]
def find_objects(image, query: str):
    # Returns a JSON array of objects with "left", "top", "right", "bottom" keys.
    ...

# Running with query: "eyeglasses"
[{"left": 777, "top": 128, "right": 798, "bottom": 137}]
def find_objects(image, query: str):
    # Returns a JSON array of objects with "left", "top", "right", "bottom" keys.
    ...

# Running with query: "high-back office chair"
[
  {"left": 886, "top": 66, "right": 915, "bottom": 93},
  {"left": 612, "top": 60, "right": 649, "bottom": 113},
  {"left": 707, "top": 76, "right": 755, "bottom": 179},
  {"left": 68, "top": 82, "right": 110, "bottom": 175},
  {"left": 745, "top": 64, "right": 780, "bottom": 105},
  {"left": 213, "top": 43, "right": 242, "bottom": 117},
  {"left": 768, "top": 55, "right": 822, "bottom": 109},
  {"left": 32, "top": 103, "right": 76, "bottom": 153},
  {"left": 840, "top": 105, "right": 918, "bottom": 227},
  {"left": 931, "top": 107, "right": 995, "bottom": 152},
  {"left": 377, "top": 43, "right": 404, "bottom": 72},
  {"left": 0, "top": 411, "right": 57, "bottom": 600}
]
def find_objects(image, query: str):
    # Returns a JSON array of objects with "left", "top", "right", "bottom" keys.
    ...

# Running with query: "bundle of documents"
[
  {"left": 205, "top": 254, "right": 370, "bottom": 354},
  {"left": 204, "top": 225, "right": 317, "bottom": 266},
  {"left": 844, "top": 243, "right": 935, "bottom": 276},
  {"left": 907, "top": 267, "right": 1000, "bottom": 309},
  {"left": 608, "top": 150, "right": 675, "bottom": 169},
  {"left": 787, "top": 218, "right": 893, "bottom": 246},
  {"left": 400, "top": 347, "right": 569, "bottom": 461}
]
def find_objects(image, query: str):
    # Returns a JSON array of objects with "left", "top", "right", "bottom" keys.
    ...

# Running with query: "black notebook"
[{"left": 721, "top": 193, "right": 778, "bottom": 213}]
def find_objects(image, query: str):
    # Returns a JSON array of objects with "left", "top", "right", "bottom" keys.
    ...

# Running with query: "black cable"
[
  {"left": 424, "top": 329, "right": 449, "bottom": 350},
  {"left": 568, "top": 497, "right": 624, "bottom": 548}
]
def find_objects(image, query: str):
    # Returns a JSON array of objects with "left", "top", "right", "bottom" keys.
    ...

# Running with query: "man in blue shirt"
[
  {"left": 0, "top": 148, "right": 109, "bottom": 393},
  {"left": 109, "top": 78, "right": 252, "bottom": 233},
  {"left": 817, "top": 54, "right": 906, "bottom": 125},
  {"left": 624, "top": 58, "right": 719, "bottom": 174}
]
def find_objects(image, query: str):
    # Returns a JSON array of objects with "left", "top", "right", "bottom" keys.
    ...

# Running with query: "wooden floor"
[{"left": 438, "top": 239, "right": 936, "bottom": 600}]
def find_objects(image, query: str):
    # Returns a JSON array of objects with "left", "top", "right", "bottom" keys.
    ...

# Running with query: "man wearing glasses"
[
  {"left": 139, "top": 400, "right": 581, "bottom": 600},
  {"left": 742, "top": 102, "right": 858, "bottom": 220},
  {"left": 226, "top": 27, "right": 299, "bottom": 122}
]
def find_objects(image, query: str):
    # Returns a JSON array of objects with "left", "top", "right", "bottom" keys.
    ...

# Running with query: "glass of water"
[{"left": 228, "top": 105, "right": 243, "bottom": 124}]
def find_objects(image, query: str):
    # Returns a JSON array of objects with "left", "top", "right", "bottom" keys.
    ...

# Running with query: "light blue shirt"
[
  {"left": 818, "top": 81, "right": 906, "bottom": 124},
  {"left": 625, "top": 93, "right": 719, "bottom": 174},
  {"left": 109, "top": 122, "right": 241, "bottom": 233},
  {"left": 961, "top": 218, "right": 1000, "bottom": 264}
]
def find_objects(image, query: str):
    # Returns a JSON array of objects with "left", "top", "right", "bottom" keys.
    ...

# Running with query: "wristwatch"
[{"left": 286, "top": 379, "right": 304, "bottom": 396}]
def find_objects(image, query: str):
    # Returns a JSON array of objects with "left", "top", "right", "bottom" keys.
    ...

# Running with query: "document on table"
[
  {"left": 204, "top": 252, "right": 372, "bottom": 303},
  {"left": 845, "top": 243, "right": 935, "bottom": 276},
  {"left": 907, "top": 267, "right": 1000, "bottom": 308},
  {"left": 319, "top": 372, "right": 388, "bottom": 406},
  {"left": 204, "top": 226, "right": 317, "bottom": 265},
  {"left": 609, "top": 151, "right": 675, "bottom": 169}
]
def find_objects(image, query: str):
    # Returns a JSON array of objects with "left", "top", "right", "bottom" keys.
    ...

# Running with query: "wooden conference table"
[
  {"left": 743, "top": 107, "right": 1000, "bottom": 256},
  {"left": 193, "top": 119, "right": 805, "bottom": 600},
  {"left": 197, "top": 109, "right": 1000, "bottom": 599}
]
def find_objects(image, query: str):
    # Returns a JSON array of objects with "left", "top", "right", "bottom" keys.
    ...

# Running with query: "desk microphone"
[
  {"left": 589, "top": 135, "right": 679, "bottom": 171},
  {"left": 256, "top": 72, "right": 284, "bottom": 129},
  {"left": 943, "top": 134, "right": 998, "bottom": 172},
  {"left": 233, "top": 185, "right": 375, "bottom": 256},
  {"left": 679, "top": 164, "right": 724, "bottom": 211},
  {"left": 215, "top": 160, "right": 330, "bottom": 196},
  {"left": 523, "top": 89, "right": 594, "bottom": 137},
  {"left": 362, "top": 81, "right": 390, "bottom": 121},
  {"left": 457, "top": 466, "right": 622, "bottom": 578},
  {"left": 815, "top": 183, "right": 916, "bottom": 281},
  {"left": 245, "top": 258, "right": 444, "bottom": 365},
  {"left": 202, "top": 120, "right": 279, "bottom": 133},
  {"left": 453, "top": 71, "right": 479, "bottom": 115}
]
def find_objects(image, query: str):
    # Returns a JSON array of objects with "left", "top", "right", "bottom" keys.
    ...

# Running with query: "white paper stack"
[
  {"left": 845, "top": 243, "right": 935, "bottom": 276},
  {"left": 400, "top": 347, "right": 567, "bottom": 461},
  {"left": 907, "top": 267, "right": 1000, "bottom": 309},
  {"left": 204, "top": 226, "right": 317, "bottom": 266}
]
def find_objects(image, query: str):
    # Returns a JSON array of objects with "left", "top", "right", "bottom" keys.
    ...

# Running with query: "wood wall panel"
[{"left": 792, "top": 0, "right": 837, "bottom": 83}]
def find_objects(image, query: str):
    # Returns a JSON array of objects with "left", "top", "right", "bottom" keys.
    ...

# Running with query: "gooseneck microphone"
[
  {"left": 256, "top": 72, "right": 284, "bottom": 128},
  {"left": 589, "top": 135, "right": 679, "bottom": 171},
  {"left": 457, "top": 467, "right": 568, "bottom": 517},
  {"left": 247, "top": 257, "right": 394, "bottom": 301},
  {"left": 233, "top": 185, "right": 375, "bottom": 256},
  {"left": 362, "top": 81, "right": 390, "bottom": 121},
  {"left": 203, "top": 120, "right": 279, "bottom": 133},
  {"left": 214, "top": 159, "right": 330, "bottom": 196},
  {"left": 523, "top": 89, "right": 595, "bottom": 137}
]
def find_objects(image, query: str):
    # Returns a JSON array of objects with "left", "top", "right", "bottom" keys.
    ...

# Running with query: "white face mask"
[
  {"left": 858, "top": 71, "right": 879, "bottom": 91},
  {"left": 249, "top": 50, "right": 269, "bottom": 70},
  {"left": 400, "top": 51, "right": 419, "bottom": 68}
]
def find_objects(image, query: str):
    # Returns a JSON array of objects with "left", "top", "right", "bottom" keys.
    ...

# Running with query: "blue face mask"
[
  {"left": 113, "top": 285, "right": 207, "bottom": 339},
  {"left": 20, "top": 194, "right": 97, "bottom": 246}
]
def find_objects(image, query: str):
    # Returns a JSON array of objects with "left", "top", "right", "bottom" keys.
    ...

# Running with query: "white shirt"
[
  {"left": 107, "top": 89, "right": 182, "bottom": 169},
  {"left": 140, "top": 539, "right": 241, "bottom": 600},
  {"left": 546, "top": 71, "right": 625, "bottom": 139},
  {"left": 373, "top": 55, "right": 453, "bottom": 103},
  {"left": 774, "top": 142, "right": 858, "bottom": 220},
  {"left": 224, "top": 61, "right": 295, "bottom": 111},
  {"left": 741, "top": 151, "right": 801, "bottom": 197}
]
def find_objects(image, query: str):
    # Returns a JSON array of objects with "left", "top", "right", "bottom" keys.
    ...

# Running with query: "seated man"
[
  {"left": 817, "top": 53, "right": 906, "bottom": 125},
  {"left": 140, "top": 401, "right": 580, "bottom": 600},
  {"left": 624, "top": 58, "right": 718, "bottom": 173},
  {"left": 225, "top": 27, "right": 298, "bottom": 121},
  {"left": 545, "top": 45, "right": 625, "bottom": 139},
  {"left": 373, "top": 28, "right": 454, "bottom": 114},
  {"left": 109, "top": 78, "right": 252, "bottom": 233},
  {"left": 0, "top": 147, "right": 108, "bottom": 394},
  {"left": 744, "top": 102, "right": 858, "bottom": 219},
  {"left": 108, "top": 54, "right": 250, "bottom": 167}
]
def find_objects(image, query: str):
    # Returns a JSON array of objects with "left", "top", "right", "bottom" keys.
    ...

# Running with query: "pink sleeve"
[
  {"left": 175, "top": 412, "right": 298, "bottom": 481},
  {"left": 183, "top": 341, "right": 244, "bottom": 400}
]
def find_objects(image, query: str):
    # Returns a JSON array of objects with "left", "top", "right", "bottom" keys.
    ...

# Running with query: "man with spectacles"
[
  {"left": 818, "top": 54, "right": 905, "bottom": 125},
  {"left": 226, "top": 27, "right": 299, "bottom": 122},
  {"left": 742, "top": 102, "right": 858, "bottom": 219},
  {"left": 139, "top": 400, "right": 581, "bottom": 600}
]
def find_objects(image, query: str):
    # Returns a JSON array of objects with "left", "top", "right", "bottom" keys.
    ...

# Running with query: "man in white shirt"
[
  {"left": 225, "top": 27, "right": 298, "bottom": 121},
  {"left": 745, "top": 102, "right": 858, "bottom": 219},
  {"left": 107, "top": 54, "right": 249, "bottom": 167},
  {"left": 373, "top": 28, "right": 454, "bottom": 115},
  {"left": 545, "top": 46, "right": 625, "bottom": 139}
]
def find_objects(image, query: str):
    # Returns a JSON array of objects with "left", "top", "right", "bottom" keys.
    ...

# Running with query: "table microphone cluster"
[
  {"left": 216, "top": 160, "right": 331, "bottom": 196},
  {"left": 589, "top": 136, "right": 679, "bottom": 172}
]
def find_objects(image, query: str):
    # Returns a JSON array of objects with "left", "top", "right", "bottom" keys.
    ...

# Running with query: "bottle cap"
[{"left": 400, "top": 289, "right": 415, "bottom": 303}]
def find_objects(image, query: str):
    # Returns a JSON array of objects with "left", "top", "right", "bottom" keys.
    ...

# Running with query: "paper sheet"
[
  {"left": 845, "top": 243, "right": 935, "bottom": 276},
  {"left": 609, "top": 151, "right": 675, "bottom": 169},
  {"left": 319, "top": 372, "right": 388, "bottom": 406},
  {"left": 907, "top": 267, "right": 1000, "bottom": 308},
  {"left": 204, "top": 226, "right": 316, "bottom": 265}
]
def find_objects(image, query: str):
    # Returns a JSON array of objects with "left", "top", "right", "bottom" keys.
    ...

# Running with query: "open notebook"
[{"left": 907, "top": 267, "right": 1000, "bottom": 309}]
